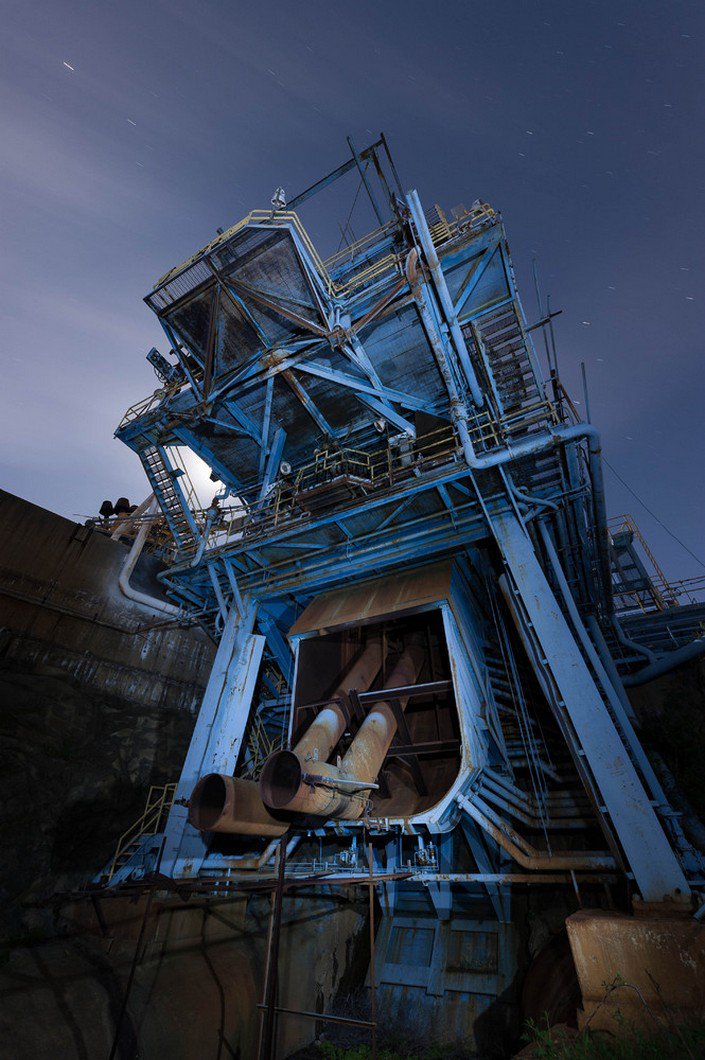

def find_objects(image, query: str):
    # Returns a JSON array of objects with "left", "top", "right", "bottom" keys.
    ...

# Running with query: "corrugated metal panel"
[
  {"left": 375, "top": 983, "right": 494, "bottom": 1046},
  {"left": 371, "top": 913, "right": 514, "bottom": 1049}
]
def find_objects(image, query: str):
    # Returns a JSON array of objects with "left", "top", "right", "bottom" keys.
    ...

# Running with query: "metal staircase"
[
  {"left": 97, "top": 783, "right": 176, "bottom": 884},
  {"left": 140, "top": 444, "right": 198, "bottom": 553},
  {"left": 620, "top": 603, "right": 705, "bottom": 654},
  {"left": 473, "top": 304, "right": 547, "bottom": 431},
  {"left": 491, "top": 510, "right": 690, "bottom": 901}
]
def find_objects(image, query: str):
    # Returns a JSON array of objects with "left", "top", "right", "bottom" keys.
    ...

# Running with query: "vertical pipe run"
[
  {"left": 118, "top": 498, "right": 181, "bottom": 616},
  {"left": 258, "top": 836, "right": 288, "bottom": 1060},
  {"left": 404, "top": 197, "right": 612, "bottom": 607},
  {"left": 368, "top": 841, "right": 378, "bottom": 1060}
]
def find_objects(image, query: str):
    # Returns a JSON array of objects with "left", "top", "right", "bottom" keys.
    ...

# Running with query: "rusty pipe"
[
  {"left": 457, "top": 793, "right": 615, "bottom": 871},
  {"left": 189, "top": 774, "right": 289, "bottom": 837},
  {"left": 226, "top": 834, "right": 301, "bottom": 871},
  {"left": 294, "top": 637, "right": 384, "bottom": 766},
  {"left": 187, "top": 642, "right": 383, "bottom": 838},
  {"left": 343, "top": 642, "right": 425, "bottom": 786},
  {"left": 261, "top": 640, "right": 425, "bottom": 820}
]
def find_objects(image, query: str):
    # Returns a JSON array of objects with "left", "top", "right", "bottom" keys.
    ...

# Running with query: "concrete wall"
[
  {"left": 0, "top": 490, "right": 214, "bottom": 713},
  {"left": 0, "top": 491, "right": 216, "bottom": 935}
]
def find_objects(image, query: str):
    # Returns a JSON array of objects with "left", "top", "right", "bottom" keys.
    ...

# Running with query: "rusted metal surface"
[
  {"left": 260, "top": 642, "right": 425, "bottom": 819},
  {"left": 343, "top": 642, "right": 426, "bottom": 787},
  {"left": 566, "top": 909, "right": 705, "bottom": 1032},
  {"left": 189, "top": 774, "right": 288, "bottom": 836},
  {"left": 457, "top": 793, "right": 615, "bottom": 872},
  {"left": 288, "top": 561, "right": 452, "bottom": 636},
  {"left": 292, "top": 638, "right": 383, "bottom": 763}
]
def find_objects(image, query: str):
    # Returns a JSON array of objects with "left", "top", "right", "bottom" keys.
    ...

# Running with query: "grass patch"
[
  {"left": 523, "top": 1014, "right": 705, "bottom": 1059},
  {"left": 317, "top": 1046, "right": 450, "bottom": 1060}
]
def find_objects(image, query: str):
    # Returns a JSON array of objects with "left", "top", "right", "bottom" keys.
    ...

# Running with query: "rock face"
[
  {"left": 0, "top": 490, "right": 215, "bottom": 937},
  {"left": 0, "top": 893, "right": 368, "bottom": 1060},
  {"left": 628, "top": 655, "right": 705, "bottom": 822},
  {"left": 0, "top": 493, "right": 371, "bottom": 1058}
]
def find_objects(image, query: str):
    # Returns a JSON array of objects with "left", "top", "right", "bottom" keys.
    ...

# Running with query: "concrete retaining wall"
[{"left": 0, "top": 490, "right": 214, "bottom": 713}]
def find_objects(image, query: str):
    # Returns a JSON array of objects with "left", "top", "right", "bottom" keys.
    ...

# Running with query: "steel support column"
[{"left": 161, "top": 600, "right": 265, "bottom": 877}]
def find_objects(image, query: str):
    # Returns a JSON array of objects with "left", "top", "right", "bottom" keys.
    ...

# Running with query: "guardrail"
[{"left": 106, "top": 783, "right": 177, "bottom": 881}]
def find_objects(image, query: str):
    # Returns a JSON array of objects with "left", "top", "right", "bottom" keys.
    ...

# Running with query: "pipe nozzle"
[
  {"left": 259, "top": 750, "right": 303, "bottom": 811},
  {"left": 189, "top": 773, "right": 289, "bottom": 837}
]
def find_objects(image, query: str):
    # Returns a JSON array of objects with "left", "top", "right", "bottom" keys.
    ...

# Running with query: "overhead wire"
[
  {"left": 603, "top": 457, "right": 705, "bottom": 571},
  {"left": 336, "top": 175, "right": 364, "bottom": 252}
]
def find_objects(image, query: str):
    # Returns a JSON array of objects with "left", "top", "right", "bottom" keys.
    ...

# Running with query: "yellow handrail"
[
  {"left": 106, "top": 782, "right": 176, "bottom": 881},
  {"left": 609, "top": 513, "right": 680, "bottom": 611},
  {"left": 118, "top": 380, "right": 185, "bottom": 429},
  {"left": 195, "top": 397, "right": 563, "bottom": 554},
  {"left": 240, "top": 715, "right": 286, "bottom": 779},
  {"left": 151, "top": 198, "right": 498, "bottom": 308}
]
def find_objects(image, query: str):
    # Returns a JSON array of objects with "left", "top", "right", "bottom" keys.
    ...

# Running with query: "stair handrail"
[
  {"left": 609, "top": 513, "right": 680, "bottom": 611},
  {"left": 106, "top": 782, "right": 177, "bottom": 881}
]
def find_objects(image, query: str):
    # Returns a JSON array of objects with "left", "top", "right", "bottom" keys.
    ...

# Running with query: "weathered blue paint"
[{"left": 112, "top": 139, "right": 701, "bottom": 921}]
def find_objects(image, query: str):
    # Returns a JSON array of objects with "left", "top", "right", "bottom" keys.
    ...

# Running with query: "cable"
[
  {"left": 603, "top": 457, "right": 705, "bottom": 571},
  {"left": 336, "top": 176, "right": 364, "bottom": 252}
]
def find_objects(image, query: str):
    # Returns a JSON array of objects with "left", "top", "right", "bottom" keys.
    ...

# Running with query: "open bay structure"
[{"left": 107, "top": 136, "right": 705, "bottom": 1052}]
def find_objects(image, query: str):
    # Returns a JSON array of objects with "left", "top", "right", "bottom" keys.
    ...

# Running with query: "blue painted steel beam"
[
  {"left": 282, "top": 369, "right": 340, "bottom": 438},
  {"left": 259, "top": 427, "right": 287, "bottom": 499},
  {"left": 492, "top": 510, "right": 689, "bottom": 901},
  {"left": 294, "top": 360, "right": 439, "bottom": 415},
  {"left": 160, "top": 601, "right": 264, "bottom": 878}
]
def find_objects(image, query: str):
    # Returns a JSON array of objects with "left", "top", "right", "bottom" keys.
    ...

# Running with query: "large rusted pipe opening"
[
  {"left": 189, "top": 774, "right": 289, "bottom": 837},
  {"left": 189, "top": 639, "right": 384, "bottom": 838},
  {"left": 260, "top": 751, "right": 303, "bottom": 811},
  {"left": 190, "top": 773, "right": 230, "bottom": 830}
]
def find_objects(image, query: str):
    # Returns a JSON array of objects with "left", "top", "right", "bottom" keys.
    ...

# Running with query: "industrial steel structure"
[{"left": 109, "top": 136, "right": 705, "bottom": 1045}]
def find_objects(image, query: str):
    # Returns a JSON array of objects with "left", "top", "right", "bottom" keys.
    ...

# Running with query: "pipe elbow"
[{"left": 117, "top": 500, "right": 181, "bottom": 616}]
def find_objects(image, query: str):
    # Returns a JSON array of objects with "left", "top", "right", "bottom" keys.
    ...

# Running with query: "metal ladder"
[
  {"left": 140, "top": 444, "right": 198, "bottom": 553},
  {"left": 100, "top": 783, "right": 176, "bottom": 884},
  {"left": 474, "top": 304, "right": 544, "bottom": 427}
]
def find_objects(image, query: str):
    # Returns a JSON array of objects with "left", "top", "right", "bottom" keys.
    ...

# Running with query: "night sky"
[{"left": 2, "top": 1, "right": 703, "bottom": 580}]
